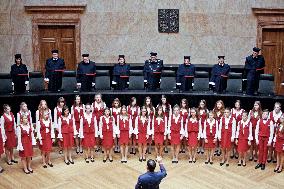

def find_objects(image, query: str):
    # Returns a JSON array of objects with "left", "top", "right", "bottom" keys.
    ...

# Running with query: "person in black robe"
[
  {"left": 143, "top": 52, "right": 163, "bottom": 90},
  {"left": 244, "top": 47, "right": 265, "bottom": 95},
  {"left": 10, "top": 54, "right": 29, "bottom": 93},
  {"left": 44, "top": 49, "right": 65, "bottom": 92},
  {"left": 209, "top": 56, "right": 230, "bottom": 93},
  {"left": 76, "top": 54, "right": 96, "bottom": 92},
  {"left": 112, "top": 55, "right": 130, "bottom": 90},
  {"left": 176, "top": 56, "right": 196, "bottom": 92}
]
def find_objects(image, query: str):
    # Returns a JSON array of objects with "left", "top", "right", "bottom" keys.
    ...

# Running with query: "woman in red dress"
[
  {"left": 117, "top": 105, "right": 133, "bottom": 163},
  {"left": 273, "top": 114, "right": 284, "bottom": 173},
  {"left": 0, "top": 115, "right": 5, "bottom": 173},
  {"left": 144, "top": 96, "right": 155, "bottom": 154},
  {"left": 1, "top": 104, "right": 17, "bottom": 165},
  {"left": 218, "top": 108, "right": 236, "bottom": 166},
  {"left": 54, "top": 97, "right": 66, "bottom": 154},
  {"left": 235, "top": 111, "right": 252, "bottom": 166},
  {"left": 16, "top": 102, "right": 32, "bottom": 126},
  {"left": 249, "top": 101, "right": 262, "bottom": 162},
  {"left": 37, "top": 110, "right": 55, "bottom": 168},
  {"left": 36, "top": 100, "right": 52, "bottom": 136},
  {"left": 111, "top": 98, "right": 122, "bottom": 153},
  {"left": 231, "top": 100, "right": 244, "bottom": 159},
  {"left": 213, "top": 100, "right": 225, "bottom": 156},
  {"left": 79, "top": 103, "right": 97, "bottom": 163},
  {"left": 203, "top": 111, "right": 218, "bottom": 164},
  {"left": 58, "top": 106, "right": 77, "bottom": 165},
  {"left": 153, "top": 106, "right": 167, "bottom": 158},
  {"left": 92, "top": 93, "right": 106, "bottom": 152},
  {"left": 185, "top": 108, "right": 201, "bottom": 163},
  {"left": 127, "top": 97, "right": 140, "bottom": 155},
  {"left": 197, "top": 99, "right": 208, "bottom": 154},
  {"left": 168, "top": 105, "right": 184, "bottom": 163},
  {"left": 134, "top": 106, "right": 151, "bottom": 162},
  {"left": 99, "top": 108, "right": 116, "bottom": 162},
  {"left": 16, "top": 115, "right": 36, "bottom": 174},
  {"left": 180, "top": 99, "right": 189, "bottom": 153},
  {"left": 71, "top": 95, "right": 84, "bottom": 154}
]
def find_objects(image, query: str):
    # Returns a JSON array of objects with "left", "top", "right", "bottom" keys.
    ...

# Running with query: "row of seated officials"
[{"left": 3, "top": 48, "right": 275, "bottom": 95}]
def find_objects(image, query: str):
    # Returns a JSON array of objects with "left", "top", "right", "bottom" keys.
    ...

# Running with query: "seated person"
[
  {"left": 10, "top": 54, "right": 29, "bottom": 93},
  {"left": 112, "top": 55, "right": 130, "bottom": 90},
  {"left": 176, "top": 56, "right": 195, "bottom": 92}
]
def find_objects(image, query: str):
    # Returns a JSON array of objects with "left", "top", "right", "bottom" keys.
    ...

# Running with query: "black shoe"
[
  {"left": 59, "top": 150, "right": 63, "bottom": 154},
  {"left": 226, "top": 163, "right": 229, "bottom": 167},
  {"left": 209, "top": 161, "right": 213, "bottom": 165},
  {"left": 28, "top": 168, "right": 33, "bottom": 173},
  {"left": 103, "top": 159, "right": 107, "bottom": 163},
  {"left": 267, "top": 159, "right": 272, "bottom": 163},
  {"left": 261, "top": 164, "right": 265, "bottom": 170},
  {"left": 143, "top": 158, "right": 146, "bottom": 161},
  {"left": 11, "top": 159, "right": 18, "bottom": 163},
  {"left": 274, "top": 167, "right": 279, "bottom": 172},
  {"left": 64, "top": 161, "right": 70, "bottom": 165},
  {"left": 220, "top": 162, "right": 225, "bottom": 166},
  {"left": 109, "top": 159, "right": 113, "bottom": 162},
  {"left": 23, "top": 169, "right": 30, "bottom": 174},
  {"left": 69, "top": 160, "right": 74, "bottom": 164},
  {"left": 43, "top": 165, "right": 48, "bottom": 168},
  {"left": 230, "top": 155, "right": 234, "bottom": 159},
  {"left": 175, "top": 161, "right": 179, "bottom": 164},
  {"left": 249, "top": 157, "right": 253, "bottom": 161},
  {"left": 91, "top": 158, "right": 95, "bottom": 163},
  {"left": 205, "top": 161, "right": 209, "bottom": 164},
  {"left": 193, "top": 160, "right": 196, "bottom": 163},
  {"left": 80, "top": 150, "right": 83, "bottom": 154},
  {"left": 254, "top": 159, "right": 257, "bottom": 162},
  {"left": 189, "top": 160, "right": 192, "bottom": 163},
  {"left": 139, "top": 158, "right": 142, "bottom": 162},
  {"left": 234, "top": 155, "right": 239, "bottom": 159},
  {"left": 242, "top": 163, "right": 246, "bottom": 167},
  {"left": 85, "top": 158, "right": 90, "bottom": 163},
  {"left": 76, "top": 149, "right": 79, "bottom": 154},
  {"left": 277, "top": 169, "right": 282, "bottom": 173},
  {"left": 255, "top": 164, "right": 261, "bottom": 169},
  {"left": 0, "top": 168, "right": 4, "bottom": 173},
  {"left": 238, "top": 163, "right": 242, "bottom": 166},
  {"left": 48, "top": 163, "right": 54, "bottom": 167},
  {"left": 273, "top": 160, "right": 277, "bottom": 163},
  {"left": 7, "top": 162, "right": 12, "bottom": 165}
]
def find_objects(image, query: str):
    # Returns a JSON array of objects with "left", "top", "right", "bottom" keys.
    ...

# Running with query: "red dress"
[
  {"left": 199, "top": 109, "right": 208, "bottom": 130},
  {"left": 137, "top": 117, "right": 149, "bottom": 145},
  {"left": 169, "top": 115, "right": 183, "bottom": 145},
  {"left": 111, "top": 107, "right": 121, "bottom": 124},
  {"left": 237, "top": 120, "right": 251, "bottom": 153},
  {"left": 250, "top": 111, "right": 260, "bottom": 141},
  {"left": 72, "top": 106, "right": 83, "bottom": 133},
  {"left": 93, "top": 102, "right": 105, "bottom": 122},
  {"left": 19, "top": 125, "right": 33, "bottom": 158},
  {"left": 180, "top": 109, "right": 188, "bottom": 124},
  {"left": 153, "top": 117, "right": 166, "bottom": 145},
  {"left": 0, "top": 127, "right": 4, "bottom": 155},
  {"left": 3, "top": 113, "right": 17, "bottom": 149},
  {"left": 81, "top": 114, "right": 96, "bottom": 148},
  {"left": 118, "top": 116, "right": 131, "bottom": 145},
  {"left": 220, "top": 117, "right": 235, "bottom": 149},
  {"left": 204, "top": 119, "right": 217, "bottom": 149},
  {"left": 275, "top": 125, "right": 284, "bottom": 153},
  {"left": 186, "top": 118, "right": 199, "bottom": 147},
  {"left": 39, "top": 120, "right": 53, "bottom": 152},
  {"left": 60, "top": 117, "right": 75, "bottom": 148},
  {"left": 101, "top": 116, "right": 115, "bottom": 149},
  {"left": 128, "top": 106, "right": 139, "bottom": 143}
]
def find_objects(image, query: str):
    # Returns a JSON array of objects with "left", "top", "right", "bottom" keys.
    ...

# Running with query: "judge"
[
  {"left": 244, "top": 47, "right": 265, "bottom": 95},
  {"left": 10, "top": 54, "right": 29, "bottom": 93},
  {"left": 44, "top": 50, "right": 65, "bottom": 92},
  {"left": 143, "top": 52, "right": 163, "bottom": 90},
  {"left": 76, "top": 54, "right": 96, "bottom": 91},
  {"left": 176, "top": 56, "right": 196, "bottom": 92},
  {"left": 209, "top": 56, "right": 230, "bottom": 93},
  {"left": 112, "top": 55, "right": 130, "bottom": 90}
]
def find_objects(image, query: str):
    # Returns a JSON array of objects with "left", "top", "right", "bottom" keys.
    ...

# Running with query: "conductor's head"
[{"left": 147, "top": 159, "right": 156, "bottom": 172}]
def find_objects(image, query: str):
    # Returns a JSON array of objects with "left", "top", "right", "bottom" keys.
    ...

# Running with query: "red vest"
[
  {"left": 40, "top": 120, "right": 51, "bottom": 140},
  {"left": 187, "top": 118, "right": 199, "bottom": 133},
  {"left": 82, "top": 115, "right": 95, "bottom": 134},
  {"left": 18, "top": 111, "right": 31, "bottom": 124},
  {"left": 205, "top": 120, "right": 217, "bottom": 138},
  {"left": 102, "top": 117, "right": 114, "bottom": 132},
  {"left": 73, "top": 106, "right": 83, "bottom": 122},
  {"left": 220, "top": 117, "right": 234, "bottom": 135},
  {"left": 138, "top": 117, "right": 148, "bottom": 134},
  {"left": 258, "top": 119, "right": 271, "bottom": 137},
  {"left": 3, "top": 113, "right": 15, "bottom": 132},
  {"left": 238, "top": 121, "right": 250, "bottom": 140},
  {"left": 170, "top": 115, "right": 182, "bottom": 133},
  {"left": 154, "top": 118, "right": 165, "bottom": 134},
  {"left": 119, "top": 116, "right": 130, "bottom": 131},
  {"left": 61, "top": 118, "right": 74, "bottom": 134}
]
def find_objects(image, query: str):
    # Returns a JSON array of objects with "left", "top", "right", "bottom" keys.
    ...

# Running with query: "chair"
[
  {"left": 29, "top": 72, "right": 45, "bottom": 92},
  {"left": 226, "top": 72, "right": 242, "bottom": 93},
  {"left": 95, "top": 70, "right": 110, "bottom": 90},
  {"left": 160, "top": 70, "right": 176, "bottom": 91},
  {"left": 258, "top": 74, "right": 274, "bottom": 95},
  {"left": 193, "top": 71, "right": 209, "bottom": 91},
  {"left": 129, "top": 70, "right": 144, "bottom": 90},
  {"left": 61, "top": 70, "right": 77, "bottom": 92},
  {"left": 0, "top": 73, "right": 12, "bottom": 94}
]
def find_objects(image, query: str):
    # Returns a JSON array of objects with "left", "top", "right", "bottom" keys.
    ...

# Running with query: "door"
[
  {"left": 39, "top": 25, "right": 76, "bottom": 71},
  {"left": 262, "top": 28, "right": 284, "bottom": 95}
]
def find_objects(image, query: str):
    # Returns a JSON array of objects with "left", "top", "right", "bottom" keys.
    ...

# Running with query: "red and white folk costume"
[
  {"left": 1, "top": 113, "right": 17, "bottom": 149},
  {"left": 117, "top": 115, "right": 133, "bottom": 145},
  {"left": 134, "top": 116, "right": 151, "bottom": 145},
  {"left": 16, "top": 123, "right": 36, "bottom": 158},
  {"left": 127, "top": 105, "right": 140, "bottom": 127},
  {"left": 36, "top": 118, "right": 55, "bottom": 152},
  {"left": 185, "top": 117, "right": 202, "bottom": 147},
  {"left": 92, "top": 101, "right": 106, "bottom": 122},
  {"left": 269, "top": 110, "right": 283, "bottom": 126},
  {"left": 249, "top": 110, "right": 261, "bottom": 141},
  {"left": 152, "top": 116, "right": 167, "bottom": 145},
  {"left": 99, "top": 115, "right": 117, "bottom": 149},
  {"left": 180, "top": 108, "right": 189, "bottom": 124},
  {"left": 274, "top": 124, "right": 284, "bottom": 153},
  {"left": 203, "top": 118, "right": 218, "bottom": 149},
  {"left": 231, "top": 108, "right": 244, "bottom": 126},
  {"left": 168, "top": 114, "right": 184, "bottom": 145},
  {"left": 71, "top": 105, "right": 84, "bottom": 134},
  {"left": 235, "top": 119, "right": 253, "bottom": 153},
  {"left": 218, "top": 116, "right": 236, "bottom": 149},
  {"left": 79, "top": 113, "right": 98, "bottom": 148},
  {"left": 255, "top": 119, "right": 274, "bottom": 164},
  {"left": 54, "top": 106, "right": 63, "bottom": 130},
  {"left": 57, "top": 115, "right": 77, "bottom": 148},
  {"left": 35, "top": 109, "right": 52, "bottom": 132},
  {"left": 17, "top": 110, "right": 32, "bottom": 126}
]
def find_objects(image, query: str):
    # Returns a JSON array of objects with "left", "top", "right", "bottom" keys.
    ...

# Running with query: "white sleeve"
[
  {"left": 36, "top": 120, "right": 42, "bottom": 140},
  {"left": 129, "top": 118, "right": 133, "bottom": 135},
  {"left": 13, "top": 115, "right": 17, "bottom": 133},
  {"left": 94, "top": 117, "right": 98, "bottom": 138},
  {"left": 116, "top": 116, "right": 120, "bottom": 135},
  {"left": 198, "top": 120, "right": 202, "bottom": 139},
  {"left": 0, "top": 116, "right": 6, "bottom": 141},
  {"left": 57, "top": 118, "right": 63, "bottom": 138},
  {"left": 79, "top": 117, "right": 84, "bottom": 138},
  {"left": 231, "top": 118, "right": 236, "bottom": 140},
  {"left": 31, "top": 124, "right": 36, "bottom": 145},
  {"left": 16, "top": 113, "right": 20, "bottom": 126},
  {"left": 73, "top": 118, "right": 77, "bottom": 137},
  {"left": 36, "top": 110, "right": 40, "bottom": 128},
  {"left": 164, "top": 116, "right": 168, "bottom": 135},
  {"left": 268, "top": 121, "right": 274, "bottom": 144},
  {"left": 214, "top": 121, "right": 218, "bottom": 139},
  {"left": 184, "top": 118, "right": 188, "bottom": 138},
  {"left": 167, "top": 117, "right": 171, "bottom": 135},
  {"left": 248, "top": 122, "right": 253, "bottom": 141},
  {"left": 235, "top": 122, "right": 240, "bottom": 139},
  {"left": 54, "top": 108, "right": 58, "bottom": 129},
  {"left": 71, "top": 106, "right": 74, "bottom": 116},
  {"left": 180, "top": 117, "right": 184, "bottom": 136},
  {"left": 218, "top": 120, "right": 222, "bottom": 140},
  {"left": 203, "top": 121, "right": 207, "bottom": 139},
  {"left": 151, "top": 117, "right": 155, "bottom": 136},
  {"left": 16, "top": 126, "right": 23, "bottom": 151},
  {"left": 147, "top": 118, "right": 151, "bottom": 135},
  {"left": 29, "top": 111, "right": 33, "bottom": 125},
  {"left": 99, "top": 117, "right": 103, "bottom": 137},
  {"left": 134, "top": 117, "right": 138, "bottom": 135},
  {"left": 113, "top": 117, "right": 117, "bottom": 138},
  {"left": 255, "top": 120, "right": 260, "bottom": 143}
]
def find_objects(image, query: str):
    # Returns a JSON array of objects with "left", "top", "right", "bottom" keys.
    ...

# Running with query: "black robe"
[
  {"left": 176, "top": 64, "right": 195, "bottom": 91},
  {"left": 45, "top": 58, "right": 65, "bottom": 91},
  {"left": 10, "top": 63, "right": 28, "bottom": 93},
  {"left": 143, "top": 59, "right": 163, "bottom": 90},
  {"left": 210, "top": 63, "right": 230, "bottom": 93},
  {"left": 76, "top": 61, "right": 96, "bottom": 91},
  {"left": 113, "top": 63, "right": 130, "bottom": 90}
]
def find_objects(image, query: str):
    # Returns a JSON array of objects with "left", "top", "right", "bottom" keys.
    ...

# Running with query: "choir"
[{"left": 0, "top": 96, "right": 283, "bottom": 175}]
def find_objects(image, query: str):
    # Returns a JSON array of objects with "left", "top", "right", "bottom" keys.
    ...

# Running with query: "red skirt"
[
  {"left": 5, "top": 131, "right": 17, "bottom": 149},
  {"left": 204, "top": 135, "right": 215, "bottom": 149},
  {"left": 138, "top": 133, "right": 147, "bottom": 145},
  {"left": 0, "top": 137, "right": 4, "bottom": 154},
  {"left": 221, "top": 131, "right": 232, "bottom": 149},
  {"left": 19, "top": 136, "right": 33, "bottom": 158},
  {"left": 82, "top": 132, "right": 96, "bottom": 148},
  {"left": 102, "top": 131, "right": 114, "bottom": 149},
  {"left": 275, "top": 138, "right": 284, "bottom": 153},
  {"left": 62, "top": 132, "right": 74, "bottom": 148},
  {"left": 154, "top": 132, "right": 164, "bottom": 145},
  {"left": 120, "top": 130, "right": 130, "bottom": 145},
  {"left": 188, "top": 132, "right": 198, "bottom": 147},
  {"left": 75, "top": 121, "right": 80, "bottom": 134},
  {"left": 237, "top": 138, "right": 249, "bottom": 153},
  {"left": 40, "top": 133, "right": 53, "bottom": 152},
  {"left": 171, "top": 132, "right": 181, "bottom": 145}
]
